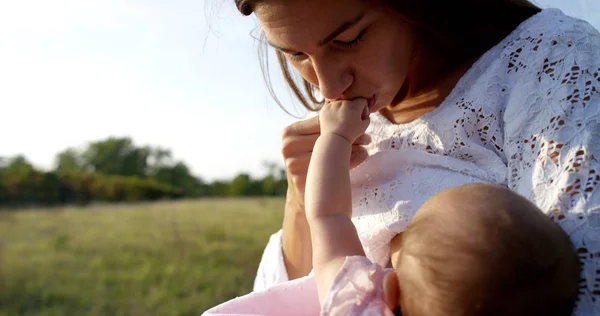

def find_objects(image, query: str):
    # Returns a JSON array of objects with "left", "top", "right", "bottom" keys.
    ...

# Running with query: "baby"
[{"left": 305, "top": 98, "right": 581, "bottom": 315}]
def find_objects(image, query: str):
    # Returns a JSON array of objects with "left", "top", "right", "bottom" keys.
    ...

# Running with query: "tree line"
[{"left": 0, "top": 137, "right": 287, "bottom": 208}]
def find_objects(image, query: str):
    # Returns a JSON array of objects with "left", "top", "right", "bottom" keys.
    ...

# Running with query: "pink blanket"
[{"left": 202, "top": 275, "right": 320, "bottom": 316}]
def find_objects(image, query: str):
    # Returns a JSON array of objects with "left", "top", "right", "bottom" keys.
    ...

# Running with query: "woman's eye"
[
  {"left": 334, "top": 28, "right": 367, "bottom": 48},
  {"left": 282, "top": 28, "right": 368, "bottom": 60},
  {"left": 286, "top": 52, "right": 307, "bottom": 61}
]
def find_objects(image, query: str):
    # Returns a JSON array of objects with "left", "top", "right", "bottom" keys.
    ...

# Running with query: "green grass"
[{"left": 0, "top": 198, "right": 284, "bottom": 316}]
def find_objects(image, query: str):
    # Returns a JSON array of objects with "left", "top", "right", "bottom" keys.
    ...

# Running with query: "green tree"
[
  {"left": 147, "top": 147, "right": 173, "bottom": 170},
  {"left": 258, "top": 161, "right": 287, "bottom": 196},
  {"left": 1, "top": 156, "right": 41, "bottom": 205},
  {"left": 152, "top": 162, "right": 205, "bottom": 197},
  {"left": 209, "top": 181, "right": 229, "bottom": 196},
  {"left": 55, "top": 148, "right": 84, "bottom": 173},
  {"left": 83, "top": 137, "right": 150, "bottom": 177},
  {"left": 229, "top": 173, "right": 252, "bottom": 196},
  {"left": 0, "top": 156, "right": 7, "bottom": 204}
]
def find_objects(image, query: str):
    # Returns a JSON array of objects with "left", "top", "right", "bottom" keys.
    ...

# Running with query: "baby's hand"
[{"left": 319, "top": 98, "right": 370, "bottom": 144}]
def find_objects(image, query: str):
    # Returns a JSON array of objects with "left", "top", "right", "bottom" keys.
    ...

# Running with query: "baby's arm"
[{"left": 305, "top": 99, "right": 369, "bottom": 303}]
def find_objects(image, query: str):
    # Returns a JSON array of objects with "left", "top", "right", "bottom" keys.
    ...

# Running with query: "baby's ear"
[{"left": 383, "top": 270, "right": 400, "bottom": 312}]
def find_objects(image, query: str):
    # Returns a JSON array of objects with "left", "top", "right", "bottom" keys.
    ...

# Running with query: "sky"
[{"left": 0, "top": 0, "right": 598, "bottom": 181}]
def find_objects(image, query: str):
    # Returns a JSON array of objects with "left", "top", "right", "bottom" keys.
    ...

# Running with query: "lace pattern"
[
  {"left": 348, "top": 9, "right": 600, "bottom": 315},
  {"left": 253, "top": 8, "right": 600, "bottom": 315},
  {"left": 503, "top": 12, "right": 600, "bottom": 313}
]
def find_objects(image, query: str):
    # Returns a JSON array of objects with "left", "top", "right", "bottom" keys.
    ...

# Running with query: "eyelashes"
[
  {"left": 334, "top": 27, "right": 367, "bottom": 49},
  {"left": 285, "top": 27, "right": 368, "bottom": 61},
  {"left": 287, "top": 52, "right": 306, "bottom": 61}
]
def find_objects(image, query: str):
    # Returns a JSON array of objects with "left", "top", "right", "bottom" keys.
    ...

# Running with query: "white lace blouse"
[{"left": 253, "top": 8, "right": 600, "bottom": 315}]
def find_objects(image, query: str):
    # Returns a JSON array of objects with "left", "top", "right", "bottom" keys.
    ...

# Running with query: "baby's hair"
[{"left": 396, "top": 184, "right": 580, "bottom": 316}]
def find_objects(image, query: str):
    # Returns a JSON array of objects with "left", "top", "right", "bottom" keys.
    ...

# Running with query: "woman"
[{"left": 236, "top": 0, "right": 600, "bottom": 314}]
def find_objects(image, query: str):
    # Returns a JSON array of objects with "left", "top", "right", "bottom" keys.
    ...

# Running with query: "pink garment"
[
  {"left": 203, "top": 256, "right": 395, "bottom": 316},
  {"left": 202, "top": 275, "right": 320, "bottom": 316},
  {"left": 321, "top": 256, "right": 396, "bottom": 316}
]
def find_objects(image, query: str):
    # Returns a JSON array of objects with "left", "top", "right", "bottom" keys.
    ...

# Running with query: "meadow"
[{"left": 0, "top": 198, "right": 285, "bottom": 316}]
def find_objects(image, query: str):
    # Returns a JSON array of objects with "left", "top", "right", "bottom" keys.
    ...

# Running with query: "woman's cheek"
[{"left": 295, "top": 61, "right": 319, "bottom": 86}]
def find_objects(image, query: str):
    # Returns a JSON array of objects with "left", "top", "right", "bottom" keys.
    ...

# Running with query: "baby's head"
[{"left": 385, "top": 184, "right": 580, "bottom": 316}]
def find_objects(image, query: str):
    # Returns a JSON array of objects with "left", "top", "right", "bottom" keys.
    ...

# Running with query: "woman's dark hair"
[{"left": 235, "top": 0, "right": 541, "bottom": 112}]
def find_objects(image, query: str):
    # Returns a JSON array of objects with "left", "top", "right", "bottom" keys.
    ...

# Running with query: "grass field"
[{"left": 0, "top": 198, "right": 285, "bottom": 316}]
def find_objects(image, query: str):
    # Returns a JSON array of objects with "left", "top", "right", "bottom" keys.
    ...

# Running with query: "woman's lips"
[{"left": 367, "top": 95, "right": 376, "bottom": 109}]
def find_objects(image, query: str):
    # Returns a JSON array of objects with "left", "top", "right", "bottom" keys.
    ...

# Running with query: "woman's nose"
[{"left": 312, "top": 57, "right": 353, "bottom": 100}]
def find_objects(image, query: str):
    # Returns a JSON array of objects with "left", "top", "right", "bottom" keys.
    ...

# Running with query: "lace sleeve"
[
  {"left": 252, "top": 229, "right": 290, "bottom": 291},
  {"left": 503, "top": 19, "right": 600, "bottom": 315}
]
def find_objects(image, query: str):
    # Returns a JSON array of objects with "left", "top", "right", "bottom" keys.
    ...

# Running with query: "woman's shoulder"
[
  {"left": 517, "top": 8, "right": 598, "bottom": 37},
  {"left": 500, "top": 9, "right": 600, "bottom": 141},
  {"left": 497, "top": 8, "right": 599, "bottom": 70}
]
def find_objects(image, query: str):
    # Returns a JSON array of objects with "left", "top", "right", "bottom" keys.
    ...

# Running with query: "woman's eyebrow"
[{"left": 266, "top": 41, "right": 298, "bottom": 54}]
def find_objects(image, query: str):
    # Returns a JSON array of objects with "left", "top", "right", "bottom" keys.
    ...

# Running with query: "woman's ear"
[{"left": 383, "top": 270, "right": 400, "bottom": 312}]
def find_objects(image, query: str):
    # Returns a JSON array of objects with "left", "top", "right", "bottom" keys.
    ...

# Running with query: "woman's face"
[{"left": 254, "top": 0, "right": 417, "bottom": 113}]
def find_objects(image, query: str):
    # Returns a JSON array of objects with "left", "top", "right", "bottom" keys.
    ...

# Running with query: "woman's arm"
[
  {"left": 253, "top": 176, "right": 313, "bottom": 292},
  {"left": 281, "top": 188, "right": 313, "bottom": 280}
]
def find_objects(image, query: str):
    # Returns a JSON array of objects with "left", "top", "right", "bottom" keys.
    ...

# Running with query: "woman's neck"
[{"left": 381, "top": 46, "right": 477, "bottom": 125}]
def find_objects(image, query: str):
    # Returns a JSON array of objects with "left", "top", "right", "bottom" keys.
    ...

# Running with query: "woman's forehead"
[{"left": 254, "top": 0, "right": 371, "bottom": 50}]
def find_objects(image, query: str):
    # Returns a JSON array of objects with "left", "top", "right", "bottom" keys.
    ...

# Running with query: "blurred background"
[{"left": 0, "top": 0, "right": 598, "bottom": 315}]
